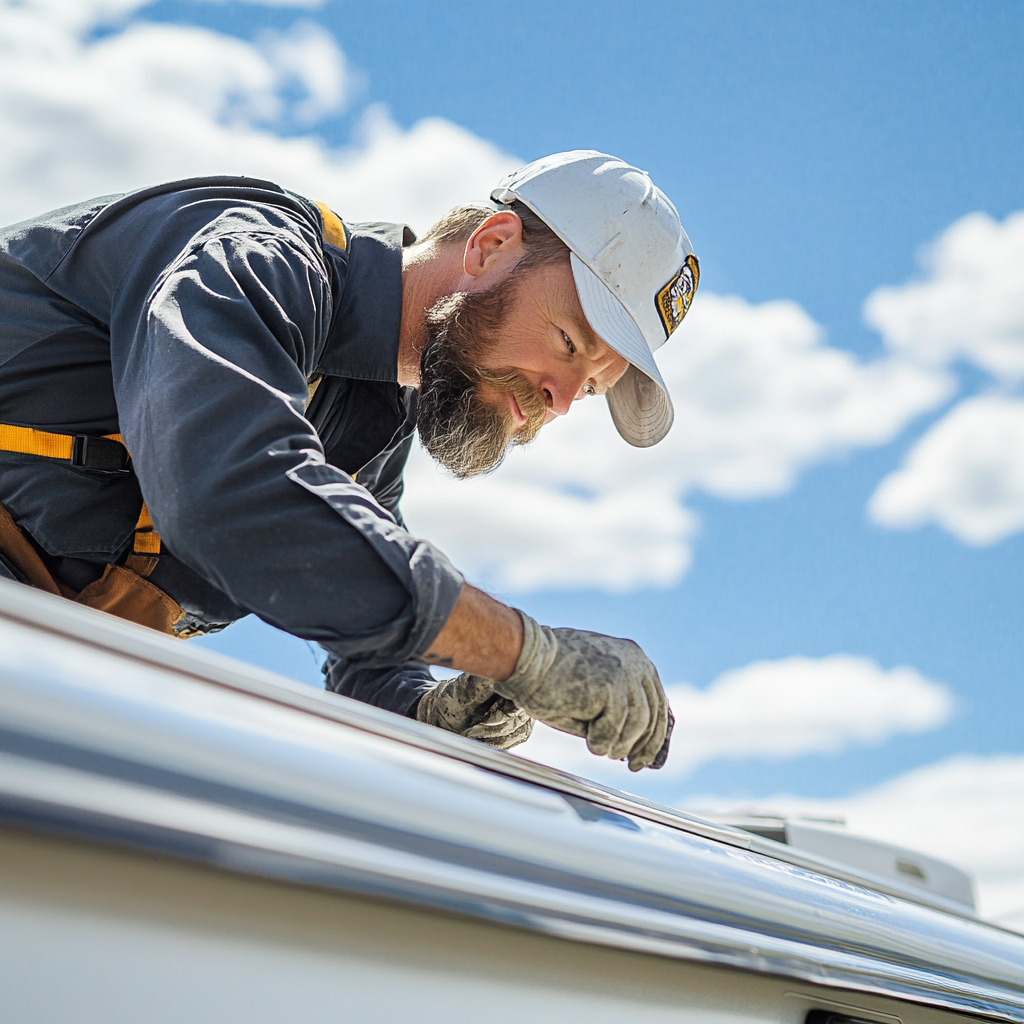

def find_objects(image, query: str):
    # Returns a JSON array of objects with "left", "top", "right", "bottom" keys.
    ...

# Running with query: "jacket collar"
[{"left": 316, "top": 220, "right": 414, "bottom": 382}]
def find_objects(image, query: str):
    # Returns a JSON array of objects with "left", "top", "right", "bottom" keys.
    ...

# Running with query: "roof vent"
[{"left": 705, "top": 812, "right": 975, "bottom": 909}]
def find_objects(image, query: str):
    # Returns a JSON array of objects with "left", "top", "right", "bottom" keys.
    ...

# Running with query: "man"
[{"left": 0, "top": 151, "right": 698, "bottom": 771}]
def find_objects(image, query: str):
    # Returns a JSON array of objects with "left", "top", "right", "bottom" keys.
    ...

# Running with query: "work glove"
[
  {"left": 416, "top": 673, "right": 533, "bottom": 750},
  {"left": 493, "top": 611, "right": 673, "bottom": 772}
]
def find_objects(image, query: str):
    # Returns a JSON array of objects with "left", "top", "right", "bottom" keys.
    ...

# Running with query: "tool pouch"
[
  {"left": 0, "top": 500, "right": 187, "bottom": 636},
  {"left": 75, "top": 563, "right": 186, "bottom": 634}
]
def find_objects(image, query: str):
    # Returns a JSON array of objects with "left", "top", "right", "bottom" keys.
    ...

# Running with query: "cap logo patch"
[{"left": 655, "top": 254, "right": 700, "bottom": 338}]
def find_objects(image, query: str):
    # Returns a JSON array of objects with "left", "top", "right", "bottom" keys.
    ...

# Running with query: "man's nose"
[{"left": 541, "top": 380, "right": 577, "bottom": 417}]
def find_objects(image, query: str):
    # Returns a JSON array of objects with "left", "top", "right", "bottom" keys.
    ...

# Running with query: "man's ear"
[{"left": 464, "top": 211, "right": 524, "bottom": 278}]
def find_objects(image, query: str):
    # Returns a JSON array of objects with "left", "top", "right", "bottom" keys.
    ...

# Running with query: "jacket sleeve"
[
  {"left": 108, "top": 219, "right": 462, "bottom": 670},
  {"left": 323, "top": 653, "right": 435, "bottom": 718},
  {"left": 362, "top": 429, "right": 415, "bottom": 528}
]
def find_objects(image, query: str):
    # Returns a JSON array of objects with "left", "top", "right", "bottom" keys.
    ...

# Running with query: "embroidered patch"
[{"left": 655, "top": 254, "right": 700, "bottom": 337}]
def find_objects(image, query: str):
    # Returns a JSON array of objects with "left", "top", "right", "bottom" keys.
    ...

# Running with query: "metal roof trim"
[
  {"left": 0, "top": 581, "right": 988, "bottom": 919},
  {"left": 1, "top": 579, "right": 1023, "bottom": 1022}
]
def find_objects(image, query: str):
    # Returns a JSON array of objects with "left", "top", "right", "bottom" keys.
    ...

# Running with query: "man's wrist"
[{"left": 419, "top": 584, "right": 524, "bottom": 680}]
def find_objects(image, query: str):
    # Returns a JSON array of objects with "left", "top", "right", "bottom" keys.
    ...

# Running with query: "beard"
[{"left": 416, "top": 285, "right": 547, "bottom": 479}]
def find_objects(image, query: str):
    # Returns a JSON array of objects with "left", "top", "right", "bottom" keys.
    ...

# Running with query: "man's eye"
[{"left": 562, "top": 331, "right": 576, "bottom": 354}]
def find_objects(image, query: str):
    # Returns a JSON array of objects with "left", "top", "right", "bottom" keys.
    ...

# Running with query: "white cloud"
[
  {"left": 0, "top": 0, "right": 984, "bottom": 590},
  {"left": 514, "top": 654, "right": 953, "bottom": 781},
  {"left": 869, "top": 395, "right": 1024, "bottom": 545},
  {"left": 403, "top": 455, "right": 697, "bottom": 592},
  {"left": 4, "top": 0, "right": 145, "bottom": 35},
  {"left": 647, "top": 296, "right": 952, "bottom": 499},
  {"left": 403, "top": 294, "right": 950, "bottom": 592},
  {"left": 690, "top": 755, "right": 1024, "bottom": 929},
  {"left": 0, "top": 0, "right": 516, "bottom": 230},
  {"left": 865, "top": 211, "right": 1024, "bottom": 382},
  {"left": 862, "top": 210, "right": 1024, "bottom": 547},
  {"left": 256, "top": 20, "right": 353, "bottom": 126}
]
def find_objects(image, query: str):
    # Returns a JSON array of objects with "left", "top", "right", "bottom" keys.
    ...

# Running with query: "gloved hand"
[
  {"left": 492, "top": 611, "right": 672, "bottom": 771},
  {"left": 416, "top": 673, "right": 533, "bottom": 750}
]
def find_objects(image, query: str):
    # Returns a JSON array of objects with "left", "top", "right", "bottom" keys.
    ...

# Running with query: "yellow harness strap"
[
  {"left": 0, "top": 423, "right": 80, "bottom": 461},
  {"left": 0, "top": 424, "right": 160, "bottom": 574},
  {"left": 314, "top": 202, "right": 347, "bottom": 251},
  {"left": 125, "top": 496, "right": 161, "bottom": 577}
]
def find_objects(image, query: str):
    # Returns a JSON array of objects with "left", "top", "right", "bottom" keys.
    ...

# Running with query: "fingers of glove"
[
  {"left": 506, "top": 715, "right": 533, "bottom": 748},
  {"left": 624, "top": 681, "right": 667, "bottom": 770},
  {"left": 468, "top": 714, "right": 534, "bottom": 750},
  {"left": 623, "top": 668, "right": 666, "bottom": 768},
  {"left": 452, "top": 674, "right": 499, "bottom": 711},
  {"left": 605, "top": 674, "right": 658, "bottom": 762},
  {"left": 465, "top": 715, "right": 532, "bottom": 748},
  {"left": 627, "top": 681, "right": 670, "bottom": 771},
  {"left": 583, "top": 682, "right": 633, "bottom": 758},
  {"left": 431, "top": 675, "right": 499, "bottom": 733},
  {"left": 594, "top": 656, "right": 661, "bottom": 762},
  {"left": 465, "top": 704, "right": 529, "bottom": 741},
  {"left": 598, "top": 671, "right": 646, "bottom": 761},
  {"left": 627, "top": 708, "right": 667, "bottom": 770},
  {"left": 649, "top": 707, "right": 675, "bottom": 770}
]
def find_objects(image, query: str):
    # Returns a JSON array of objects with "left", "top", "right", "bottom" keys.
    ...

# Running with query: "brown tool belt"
[{"left": 0, "top": 424, "right": 192, "bottom": 636}]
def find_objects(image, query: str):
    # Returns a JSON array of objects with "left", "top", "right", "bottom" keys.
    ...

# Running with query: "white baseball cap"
[{"left": 491, "top": 150, "right": 699, "bottom": 447}]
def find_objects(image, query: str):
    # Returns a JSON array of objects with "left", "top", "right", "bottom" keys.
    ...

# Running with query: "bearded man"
[{"left": 0, "top": 151, "right": 698, "bottom": 771}]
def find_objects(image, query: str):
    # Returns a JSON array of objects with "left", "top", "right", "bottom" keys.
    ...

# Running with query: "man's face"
[{"left": 417, "top": 258, "right": 630, "bottom": 478}]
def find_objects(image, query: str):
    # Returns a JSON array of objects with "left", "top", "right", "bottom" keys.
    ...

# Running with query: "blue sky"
[
  {"left": 173, "top": 0, "right": 1023, "bottom": 797},
  {"left": 2, "top": 0, "right": 1022, "bottom": 919}
]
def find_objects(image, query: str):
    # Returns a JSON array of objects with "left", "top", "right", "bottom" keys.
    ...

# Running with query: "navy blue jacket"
[{"left": 0, "top": 176, "right": 462, "bottom": 715}]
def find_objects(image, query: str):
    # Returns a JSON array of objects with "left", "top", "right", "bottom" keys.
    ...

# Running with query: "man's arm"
[
  {"left": 417, "top": 589, "right": 674, "bottom": 771},
  {"left": 420, "top": 584, "right": 524, "bottom": 680},
  {"left": 321, "top": 584, "right": 522, "bottom": 716},
  {"left": 101, "top": 203, "right": 461, "bottom": 669}
]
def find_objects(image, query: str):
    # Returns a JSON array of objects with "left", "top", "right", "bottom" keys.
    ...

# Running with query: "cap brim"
[
  {"left": 607, "top": 364, "right": 674, "bottom": 447},
  {"left": 570, "top": 253, "right": 674, "bottom": 447}
]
